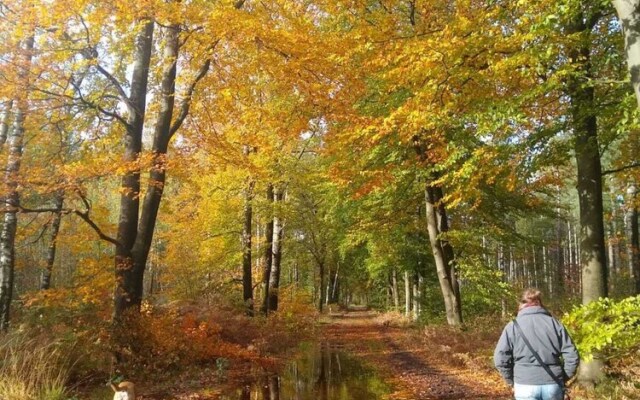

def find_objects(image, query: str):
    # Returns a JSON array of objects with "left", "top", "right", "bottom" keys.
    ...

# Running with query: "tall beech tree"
[
  {"left": 105, "top": 1, "right": 235, "bottom": 318},
  {"left": 564, "top": 5, "right": 609, "bottom": 384}
]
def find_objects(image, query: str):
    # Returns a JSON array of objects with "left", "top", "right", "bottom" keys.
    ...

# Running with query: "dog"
[{"left": 109, "top": 380, "right": 136, "bottom": 400}]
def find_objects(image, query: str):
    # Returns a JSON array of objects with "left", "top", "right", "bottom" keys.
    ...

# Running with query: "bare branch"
[
  {"left": 94, "top": 64, "right": 134, "bottom": 113},
  {"left": 69, "top": 79, "right": 130, "bottom": 127},
  {"left": 169, "top": 42, "right": 218, "bottom": 136},
  {"left": 602, "top": 163, "right": 640, "bottom": 176},
  {"left": 72, "top": 209, "right": 120, "bottom": 247}
]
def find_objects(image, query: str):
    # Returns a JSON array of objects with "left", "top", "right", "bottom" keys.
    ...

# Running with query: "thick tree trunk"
[
  {"left": 114, "top": 20, "right": 154, "bottom": 319},
  {"left": 241, "top": 171, "right": 254, "bottom": 315},
  {"left": 0, "top": 35, "right": 34, "bottom": 331},
  {"left": 40, "top": 192, "right": 64, "bottom": 290},
  {"left": 261, "top": 184, "right": 274, "bottom": 315},
  {"left": 567, "top": 17, "right": 608, "bottom": 305},
  {"left": 425, "top": 186, "right": 463, "bottom": 326},
  {"left": 130, "top": 23, "right": 179, "bottom": 307},
  {"left": 612, "top": 0, "right": 640, "bottom": 109},
  {"left": 268, "top": 187, "right": 284, "bottom": 312},
  {"left": 567, "top": 12, "right": 608, "bottom": 385}
]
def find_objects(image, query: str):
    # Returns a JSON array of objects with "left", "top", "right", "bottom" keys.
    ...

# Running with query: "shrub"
[{"left": 563, "top": 295, "right": 640, "bottom": 362}]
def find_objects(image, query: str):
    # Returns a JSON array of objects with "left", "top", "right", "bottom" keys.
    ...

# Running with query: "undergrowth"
[
  {"left": 14, "top": 289, "right": 317, "bottom": 397},
  {"left": 0, "top": 334, "right": 71, "bottom": 400}
]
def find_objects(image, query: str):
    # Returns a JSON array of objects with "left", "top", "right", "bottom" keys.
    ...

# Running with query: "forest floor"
[
  {"left": 319, "top": 310, "right": 512, "bottom": 400},
  {"left": 125, "top": 310, "right": 514, "bottom": 399}
]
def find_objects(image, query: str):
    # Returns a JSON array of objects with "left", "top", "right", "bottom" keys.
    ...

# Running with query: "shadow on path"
[{"left": 322, "top": 311, "right": 511, "bottom": 400}]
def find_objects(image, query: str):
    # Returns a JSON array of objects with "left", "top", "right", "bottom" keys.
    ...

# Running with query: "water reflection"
[{"left": 223, "top": 343, "right": 390, "bottom": 400}]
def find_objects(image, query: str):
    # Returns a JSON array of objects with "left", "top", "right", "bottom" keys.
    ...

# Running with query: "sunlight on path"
[{"left": 321, "top": 311, "right": 511, "bottom": 400}]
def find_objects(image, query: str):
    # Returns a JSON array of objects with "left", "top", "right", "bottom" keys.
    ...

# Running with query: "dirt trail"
[{"left": 321, "top": 311, "right": 512, "bottom": 400}]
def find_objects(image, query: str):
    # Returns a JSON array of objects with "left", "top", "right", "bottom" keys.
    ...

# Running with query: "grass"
[{"left": 0, "top": 334, "right": 71, "bottom": 400}]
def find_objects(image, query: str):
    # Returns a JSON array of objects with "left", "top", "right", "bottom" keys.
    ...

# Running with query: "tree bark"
[
  {"left": 0, "top": 100, "right": 12, "bottom": 148},
  {"left": 567, "top": 11, "right": 608, "bottom": 385},
  {"left": 392, "top": 267, "right": 399, "bottom": 311},
  {"left": 0, "top": 35, "right": 34, "bottom": 331},
  {"left": 555, "top": 208, "right": 566, "bottom": 297},
  {"left": 261, "top": 184, "right": 274, "bottom": 315},
  {"left": 404, "top": 270, "right": 411, "bottom": 317},
  {"left": 424, "top": 186, "right": 463, "bottom": 326},
  {"left": 331, "top": 261, "right": 339, "bottom": 303},
  {"left": 268, "top": 186, "right": 284, "bottom": 311},
  {"left": 412, "top": 271, "right": 419, "bottom": 321},
  {"left": 627, "top": 183, "right": 640, "bottom": 293},
  {"left": 612, "top": 0, "right": 640, "bottom": 109},
  {"left": 114, "top": 20, "right": 154, "bottom": 319},
  {"left": 567, "top": 14, "right": 608, "bottom": 304},
  {"left": 241, "top": 162, "right": 254, "bottom": 315},
  {"left": 129, "top": 23, "right": 180, "bottom": 307},
  {"left": 318, "top": 260, "right": 325, "bottom": 312},
  {"left": 40, "top": 192, "right": 64, "bottom": 290}
]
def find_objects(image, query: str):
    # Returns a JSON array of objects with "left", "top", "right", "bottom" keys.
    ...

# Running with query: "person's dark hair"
[{"left": 520, "top": 288, "right": 543, "bottom": 307}]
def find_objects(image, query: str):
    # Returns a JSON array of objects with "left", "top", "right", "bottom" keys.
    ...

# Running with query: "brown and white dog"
[{"left": 109, "top": 381, "right": 136, "bottom": 400}]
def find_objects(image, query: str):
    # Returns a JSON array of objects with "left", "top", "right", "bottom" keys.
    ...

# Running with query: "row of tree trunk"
[{"left": 241, "top": 179, "right": 286, "bottom": 317}]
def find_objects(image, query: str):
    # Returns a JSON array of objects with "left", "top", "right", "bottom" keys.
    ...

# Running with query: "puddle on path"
[{"left": 219, "top": 343, "right": 391, "bottom": 399}]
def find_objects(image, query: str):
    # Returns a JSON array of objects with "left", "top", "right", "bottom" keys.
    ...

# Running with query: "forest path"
[{"left": 320, "top": 310, "right": 512, "bottom": 400}]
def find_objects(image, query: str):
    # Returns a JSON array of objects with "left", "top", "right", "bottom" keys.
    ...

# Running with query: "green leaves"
[{"left": 563, "top": 295, "right": 640, "bottom": 362}]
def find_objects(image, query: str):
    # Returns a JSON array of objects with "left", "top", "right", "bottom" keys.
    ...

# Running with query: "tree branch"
[
  {"left": 94, "top": 64, "right": 134, "bottom": 114},
  {"left": 602, "top": 162, "right": 640, "bottom": 176},
  {"left": 72, "top": 209, "right": 120, "bottom": 247},
  {"left": 169, "top": 42, "right": 218, "bottom": 136},
  {"left": 69, "top": 79, "right": 130, "bottom": 127},
  {"left": 14, "top": 204, "right": 120, "bottom": 247}
]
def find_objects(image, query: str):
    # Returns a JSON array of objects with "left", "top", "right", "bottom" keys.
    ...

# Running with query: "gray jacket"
[{"left": 493, "top": 306, "right": 579, "bottom": 386}]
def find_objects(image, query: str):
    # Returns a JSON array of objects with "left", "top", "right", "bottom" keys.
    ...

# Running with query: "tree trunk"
[
  {"left": 555, "top": 209, "right": 566, "bottom": 297},
  {"left": 268, "top": 187, "right": 284, "bottom": 312},
  {"left": 612, "top": 0, "right": 640, "bottom": 109},
  {"left": 567, "top": 11, "right": 608, "bottom": 385},
  {"left": 318, "top": 260, "right": 324, "bottom": 312},
  {"left": 331, "top": 261, "right": 340, "bottom": 303},
  {"left": 412, "top": 271, "right": 419, "bottom": 321},
  {"left": 609, "top": 188, "right": 619, "bottom": 278},
  {"left": 129, "top": 23, "right": 180, "bottom": 308},
  {"left": 392, "top": 267, "right": 399, "bottom": 311},
  {"left": 114, "top": 20, "right": 154, "bottom": 319},
  {"left": 40, "top": 192, "right": 64, "bottom": 290},
  {"left": 0, "top": 100, "right": 12, "bottom": 148},
  {"left": 567, "top": 16, "right": 608, "bottom": 304},
  {"left": 241, "top": 166, "right": 254, "bottom": 315},
  {"left": 404, "top": 270, "right": 411, "bottom": 317},
  {"left": 424, "top": 186, "right": 463, "bottom": 326},
  {"left": 0, "top": 35, "right": 34, "bottom": 331},
  {"left": 261, "top": 184, "right": 274, "bottom": 315},
  {"left": 627, "top": 183, "right": 640, "bottom": 293}
]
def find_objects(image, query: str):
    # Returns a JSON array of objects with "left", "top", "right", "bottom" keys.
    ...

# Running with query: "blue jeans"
[{"left": 514, "top": 383, "right": 563, "bottom": 400}]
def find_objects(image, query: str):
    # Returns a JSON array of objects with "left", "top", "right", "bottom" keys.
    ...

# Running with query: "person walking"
[{"left": 494, "top": 288, "right": 580, "bottom": 400}]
